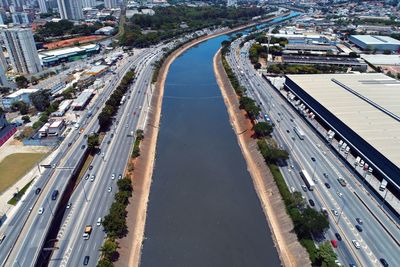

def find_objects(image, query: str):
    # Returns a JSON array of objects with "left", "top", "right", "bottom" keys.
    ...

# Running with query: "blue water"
[{"left": 139, "top": 14, "right": 302, "bottom": 266}]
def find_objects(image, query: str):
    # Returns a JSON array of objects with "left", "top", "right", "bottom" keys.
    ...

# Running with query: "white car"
[
  {"left": 38, "top": 207, "right": 44, "bottom": 214},
  {"left": 111, "top": 173, "right": 115, "bottom": 180},
  {"left": 107, "top": 187, "right": 112, "bottom": 193},
  {"left": 90, "top": 174, "right": 95, "bottom": 182},
  {"left": 331, "top": 209, "right": 339, "bottom": 216},
  {"left": 337, "top": 191, "right": 343, "bottom": 198},
  {"left": 352, "top": 240, "right": 361, "bottom": 249}
]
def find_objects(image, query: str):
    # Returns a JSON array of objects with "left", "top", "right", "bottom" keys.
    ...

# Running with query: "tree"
[
  {"left": 12, "top": 101, "right": 29, "bottom": 115},
  {"left": 117, "top": 178, "right": 133, "bottom": 194},
  {"left": 15, "top": 76, "right": 29, "bottom": 88},
  {"left": 100, "top": 239, "right": 118, "bottom": 259},
  {"left": 292, "top": 191, "right": 305, "bottom": 208},
  {"left": 21, "top": 115, "right": 30, "bottom": 123},
  {"left": 97, "top": 258, "right": 113, "bottom": 267},
  {"left": 98, "top": 111, "right": 112, "bottom": 129},
  {"left": 300, "top": 207, "right": 329, "bottom": 236},
  {"left": 254, "top": 62, "right": 262, "bottom": 69},
  {"left": 29, "top": 90, "right": 51, "bottom": 111},
  {"left": 136, "top": 129, "right": 144, "bottom": 140},
  {"left": 253, "top": 122, "right": 273, "bottom": 137},
  {"left": 318, "top": 241, "right": 337, "bottom": 266},
  {"left": 87, "top": 134, "right": 99, "bottom": 151}
]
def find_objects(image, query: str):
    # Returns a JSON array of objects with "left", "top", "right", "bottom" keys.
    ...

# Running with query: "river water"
[{"left": 140, "top": 13, "right": 301, "bottom": 266}]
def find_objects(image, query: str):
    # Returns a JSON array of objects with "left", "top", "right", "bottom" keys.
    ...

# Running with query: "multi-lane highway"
[
  {"left": 48, "top": 47, "right": 164, "bottom": 267},
  {"left": 226, "top": 38, "right": 400, "bottom": 267},
  {"left": 1, "top": 48, "right": 155, "bottom": 267}
]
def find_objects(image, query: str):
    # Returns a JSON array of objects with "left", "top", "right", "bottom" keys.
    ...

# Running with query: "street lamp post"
[{"left": 336, "top": 198, "right": 346, "bottom": 225}]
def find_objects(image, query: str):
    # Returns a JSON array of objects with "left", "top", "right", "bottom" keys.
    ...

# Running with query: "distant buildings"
[
  {"left": 1, "top": 28, "right": 43, "bottom": 74},
  {"left": 349, "top": 35, "right": 400, "bottom": 52},
  {"left": 226, "top": 0, "right": 237, "bottom": 7},
  {"left": 104, "top": 0, "right": 117, "bottom": 9},
  {"left": 82, "top": 0, "right": 96, "bottom": 8},
  {"left": 57, "top": 0, "right": 83, "bottom": 20},
  {"left": 1, "top": 88, "right": 40, "bottom": 109},
  {"left": 38, "top": 0, "right": 48, "bottom": 13},
  {"left": 11, "top": 12, "right": 29, "bottom": 25}
]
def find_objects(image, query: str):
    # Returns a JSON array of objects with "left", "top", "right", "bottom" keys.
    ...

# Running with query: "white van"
[{"left": 97, "top": 217, "right": 102, "bottom": 226}]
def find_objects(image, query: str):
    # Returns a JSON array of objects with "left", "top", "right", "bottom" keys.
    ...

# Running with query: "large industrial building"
[
  {"left": 284, "top": 73, "right": 400, "bottom": 194},
  {"left": 349, "top": 35, "right": 400, "bottom": 52}
]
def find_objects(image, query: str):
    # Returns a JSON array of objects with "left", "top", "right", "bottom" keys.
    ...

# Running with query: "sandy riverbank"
[
  {"left": 116, "top": 14, "right": 291, "bottom": 267},
  {"left": 213, "top": 50, "right": 310, "bottom": 267}
]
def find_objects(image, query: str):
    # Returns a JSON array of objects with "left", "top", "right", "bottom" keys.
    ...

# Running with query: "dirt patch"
[
  {"left": 43, "top": 35, "right": 105, "bottom": 49},
  {"left": 213, "top": 50, "right": 310, "bottom": 267}
]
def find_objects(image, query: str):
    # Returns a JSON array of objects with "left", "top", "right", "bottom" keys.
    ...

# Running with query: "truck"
[
  {"left": 300, "top": 169, "right": 315, "bottom": 191},
  {"left": 120, "top": 95, "right": 126, "bottom": 105},
  {"left": 293, "top": 126, "right": 305, "bottom": 140},
  {"left": 379, "top": 180, "right": 388, "bottom": 191},
  {"left": 83, "top": 225, "right": 92, "bottom": 240}
]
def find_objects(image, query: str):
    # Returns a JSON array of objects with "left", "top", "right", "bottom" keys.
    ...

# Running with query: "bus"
[
  {"left": 300, "top": 169, "right": 315, "bottom": 191},
  {"left": 293, "top": 125, "right": 305, "bottom": 140}
]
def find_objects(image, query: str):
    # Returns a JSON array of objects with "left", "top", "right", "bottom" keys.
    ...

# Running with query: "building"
[
  {"left": 38, "top": 0, "right": 48, "bottom": 13},
  {"left": 57, "top": 0, "right": 83, "bottom": 20},
  {"left": 1, "top": 88, "right": 40, "bottom": 109},
  {"left": 82, "top": 0, "right": 96, "bottom": 8},
  {"left": 281, "top": 55, "right": 368, "bottom": 71},
  {"left": 349, "top": 35, "right": 400, "bottom": 52},
  {"left": 52, "top": 99, "right": 72, "bottom": 116},
  {"left": 48, "top": 120, "right": 65, "bottom": 136},
  {"left": 226, "top": 0, "right": 237, "bottom": 7},
  {"left": 1, "top": 28, "right": 43, "bottom": 74},
  {"left": 39, "top": 43, "right": 100, "bottom": 67},
  {"left": 0, "top": 55, "right": 10, "bottom": 87},
  {"left": 284, "top": 73, "right": 400, "bottom": 194},
  {"left": 85, "top": 64, "right": 108, "bottom": 76},
  {"left": 11, "top": 12, "right": 30, "bottom": 25},
  {"left": 95, "top": 26, "right": 115, "bottom": 35},
  {"left": 71, "top": 88, "right": 94, "bottom": 110},
  {"left": 104, "top": 0, "right": 117, "bottom": 9}
]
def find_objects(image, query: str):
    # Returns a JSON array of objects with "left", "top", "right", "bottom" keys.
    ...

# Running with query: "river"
[{"left": 140, "top": 13, "right": 300, "bottom": 267}]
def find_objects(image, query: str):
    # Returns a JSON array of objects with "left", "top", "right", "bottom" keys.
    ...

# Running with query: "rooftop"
[
  {"left": 6, "top": 89, "right": 40, "bottom": 98},
  {"left": 350, "top": 35, "right": 400, "bottom": 45},
  {"left": 286, "top": 73, "right": 400, "bottom": 169}
]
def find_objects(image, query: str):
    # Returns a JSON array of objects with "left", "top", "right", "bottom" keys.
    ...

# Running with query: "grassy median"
[{"left": 0, "top": 153, "right": 47, "bottom": 193}]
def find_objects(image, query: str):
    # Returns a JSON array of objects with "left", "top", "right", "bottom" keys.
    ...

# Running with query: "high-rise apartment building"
[
  {"left": 1, "top": 28, "right": 42, "bottom": 74},
  {"left": 104, "top": 0, "right": 117, "bottom": 9},
  {"left": 11, "top": 12, "right": 29, "bottom": 24},
  {"left": 38, "top": 0, "right": 48, "bottom": 13},
  {"left": 57, "top": 0, "right": 83, "bottom": 20},
  {"left": 82, "top": 0, "right": 95, "bottom": 8}
]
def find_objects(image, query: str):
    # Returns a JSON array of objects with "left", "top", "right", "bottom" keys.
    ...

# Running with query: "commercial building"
[
  {"left": 349, "top": 35, "right": 400, "bottom": 52},
  {"left": 1, "top": 88, "right": 40, "bottom": 109},
  {"left": 48, "top": 120, "right": 65, "bottom": 136},
  {"left": 284, "top": 73, "right": 400, "bottom": 193},
  {"left": 39, "top": 43, "right": 101, "bottom": 67},
  {"left": 85, "top": 64, "right": 108, "bottom": 76},
  {"left": 52, "top": 99, "right": 72, "bottom": 117},
  {"left": 1, "top": 28, "right": 43, "bottom": 74},
  {"left": 281, "top": 55, "right": 368, "bottom": 71},
  {"left": 71, "top": 88, "right": 94, "bottom": 110},
  {"left": 57, "top": 0, "right": 83, "bottom": 20}
]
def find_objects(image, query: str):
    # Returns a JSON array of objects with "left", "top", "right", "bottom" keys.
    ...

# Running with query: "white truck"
[{"left": 379, "top": 180, "right": 388, "bottom": 191}]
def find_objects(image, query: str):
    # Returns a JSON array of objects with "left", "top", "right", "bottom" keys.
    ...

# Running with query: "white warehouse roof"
[
  {"left": 286, "top": 73, "right": 400, "bottom": 169},
  {"left": 350, "top": 35, "right": 400, "bottom": 45}
]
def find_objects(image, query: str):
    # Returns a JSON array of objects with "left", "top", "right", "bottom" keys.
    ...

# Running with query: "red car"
[{"left": 331, "top": 240, "right": 338, "bottom": 248}]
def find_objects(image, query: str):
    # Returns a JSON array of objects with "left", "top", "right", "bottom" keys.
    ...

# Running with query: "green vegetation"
[
  {"left": 239, "top": 96, "right": 261, "bottom": 120},
  {"left": 98, "top": 70, "right": 135, "bottom": 130},
  {"left": 29, "top": 90, "right": 51, "bottom": 112},
  {"left": 131, "top": 129, "right": 144, "bottom": 158},
  {"left": 87, "top": 134, "right": 99, "bottom": 152},
  {"left": 15, "top": 76, "right": 29, "bottom": 88},
  {"left": 7, "top": 179, "right": 34, "bottom": 205},
  {"left": 12, "top": 101, "right": 29, "bottom": 115},
  {"left": 221, "top": 42, "right": 247, "bottom": 97},
  {"left": 253, "top": 122, "right": 273, "bottom": 137},
  {"left": 258, "top": 139, "right": 289, "bottom": 163},
  {"left": 103, "top": 178, "right": 133, "bottom": 239},
  {"left": 268, "top": 64, "right": 347, "bottom": 75},
  {"left": 121, "top": 6, "right": 270, "bottom": 48},
  {"left": 21, "top": 115, "right": 30, "bottom": 123},
  {"left": 34, "top": 20, "right": 103, "bottom": 41},
  {"left": 0, "top": 153, "right": 46, "bottom": 193},
  {"left": 249, "top": 36, "right": 287, "bottom": 64}
]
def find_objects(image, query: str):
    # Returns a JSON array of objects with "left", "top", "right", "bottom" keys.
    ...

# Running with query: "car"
[
  {"left": 38, "top": 207, "right": 44, "bottom": 214},
  {"left": 337, "top": 191, "right": 343, "bottom": 198},
  {"left": 335, "top": 233, "right": 342, "bottom": 241},
  {"left": 107, "top": 140, "right": 111, "bottom": 144},
  {"left": 89, "top": 165, "right": 93, "bottom": 170},
  {"left": 337, "top": 178, "right": 347, "bottom": 187},
  {"left": 356, "top": 218, "right": 363, "bottom": 225},
  {"left": 107, "top": 187, "right": 112, "bottom": 192},
  {"left": 90, "top": 174, "right": 95, "bottom": 182},
  {"left": 83, "top": 256, "right": 90, "bottom": 265},
  {"left": 331, "top": 239, "right": 338, "bottom": 248},
  {"left": 97, "top": 217, "right": 102, "bottom": 226},
  {"left": 308, "top": 199, "right": 315, "bottom": 206},
  {"left": 66, "top": 203, "right": 72, "bottom": 209},
  {"left": 125, "top": 124, "right": 128, "bottom": 128},
  {"left": 101, "top": 152, "right": 105, "bottom": 157},
  {"left": 331, "top": 209, "right": 339, "bottom": 216},
  {"left": 349, "top": 264, "right": 357, "bottom": 267},
  {"left": 85, "top": 174, "right": 90, "bottom": 180},
  {"left": 35, "top": 188, "right": 41, "bottom": 195},
  {"left": 81, "top": 145, "right": 86, "bottom": 149},
  {"left": 286, "top": 129, "right": 290, "bottom": 133},
  {"left": 111, "top": 173, "right": 115, "bottom": 180},
  {"left": 84, "top": 134, "right": 88, "bottom": 138},
  {"left": 301, "top": 185, "right": 307, "bottom": 192},
  {"left": 325, "top": 183, "right": 331, "bottom": 189},
  {"left": 355, "top": 225, "right": 363, "bottom": 232},
  {"left": 118, "top": 174, "right": 122, "bottom": 179},
  {"left": 311, "top": 157, "right": 316, "bottom": 162},
  {"left": 379, "top": 258, "right": 389, "bottom": 267},
  {"left": 68, "top": 142, "right": 72, "bottom": 147},
  {"left": 323, "top": 173, "right": 328, "bottom": 178},
  {"left": 352, "top": 240, "right": 361, "bottom": 249}
]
